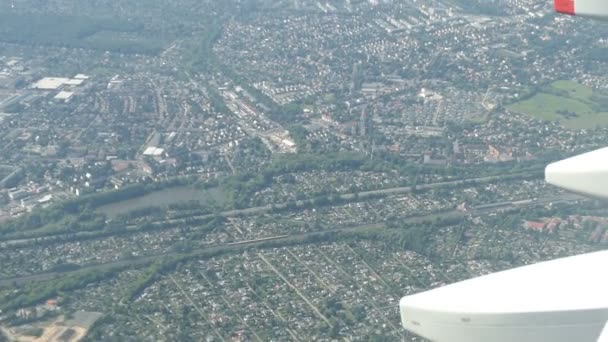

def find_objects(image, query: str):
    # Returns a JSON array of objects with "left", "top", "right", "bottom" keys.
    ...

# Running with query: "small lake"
[{"left": 96, "top": 186, "right": 226, "bottom": 219}]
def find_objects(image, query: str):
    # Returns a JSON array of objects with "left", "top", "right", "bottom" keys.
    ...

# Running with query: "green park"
[{"left": 508, "top": 80, "right": 608, "bottom": 129}]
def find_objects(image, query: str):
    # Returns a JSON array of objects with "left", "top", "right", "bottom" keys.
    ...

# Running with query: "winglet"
[
  {"left": 554, "top": 0, "right": 608, "bottom": 20},
  {"left": 555, "top": 0, "right": 575, "bottom": 15}
]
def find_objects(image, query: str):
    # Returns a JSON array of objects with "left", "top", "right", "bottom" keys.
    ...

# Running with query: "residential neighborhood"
[{"left": 0, "top": 0, "right": 607, "bottom": 340}]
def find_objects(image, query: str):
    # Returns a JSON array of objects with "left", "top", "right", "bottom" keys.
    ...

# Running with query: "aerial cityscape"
[{"left": 0, "top": 0, "right": 607, "bottom": 341}]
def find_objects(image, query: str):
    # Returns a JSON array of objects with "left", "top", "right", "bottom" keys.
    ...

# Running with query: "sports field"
[{"left": 508, "top": 80, "right": 608, "bottom": 129}]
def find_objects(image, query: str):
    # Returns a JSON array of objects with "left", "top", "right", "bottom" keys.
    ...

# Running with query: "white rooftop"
[
  {"left": 38, "top": 194, "right": 53, "bottom": 203},
  {"left": 143, "top": 147, "right": 165, "bottom": 156},
  {"left": 282, "top": 139, "right": 296, "bottom": 147},
  {"left": 32, "top": 77, "right": 70, "bottom": 90},
  {"left": 54, "top": 91, "right": 74, "bottom": 100},
  {"left": 32, "top": 77, "right": 86, "bottom": 90}
]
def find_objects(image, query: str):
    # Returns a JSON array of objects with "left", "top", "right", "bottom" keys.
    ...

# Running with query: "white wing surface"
[
  {"left": 400, "top": 251, "right": 608, "bottom": 342},
  {"left": 598, "top": 322, "right": 608, "bottom": 342},
  {"left": 545, "top": 147, "right": 608, "bottom": 199}
]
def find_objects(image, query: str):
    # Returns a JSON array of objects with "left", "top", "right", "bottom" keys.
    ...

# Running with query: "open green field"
[
  {"left": 552, "top": 80, "right": 594, "bottom": 99},
  {"left": 508, "top": 80, "right": 608, "bottom": 129}
]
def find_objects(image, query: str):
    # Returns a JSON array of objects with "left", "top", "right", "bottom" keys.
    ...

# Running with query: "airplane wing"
[
  {"left": 555, "top": 0, "right": 608, "bottom": 20},
  {"left": 599, "top": 322, "right": 608, "bottom": 342},
  {"left": 545, "top": 147, "right": 608, "bottom": 199},
  {"left": 399, "top": 251, "right": 608, "bottom": 342}
]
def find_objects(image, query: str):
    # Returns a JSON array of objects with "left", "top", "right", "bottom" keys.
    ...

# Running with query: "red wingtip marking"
[{"left": 555, "top": 0, "right": 575, "bottom": 15}]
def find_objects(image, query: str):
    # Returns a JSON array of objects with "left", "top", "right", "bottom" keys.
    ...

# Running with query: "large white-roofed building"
[
  {"left": 31, "top": 75, "right": 88, "bottom": 90},
  {"left": 54, "top": 91, "right": 74, "bottom": 101},
  {"left": 32, "top": 77, "right": 71, "bottom": 90},
  {"left": 143, "top": 146, "right": 165, "bottom": 157}
]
